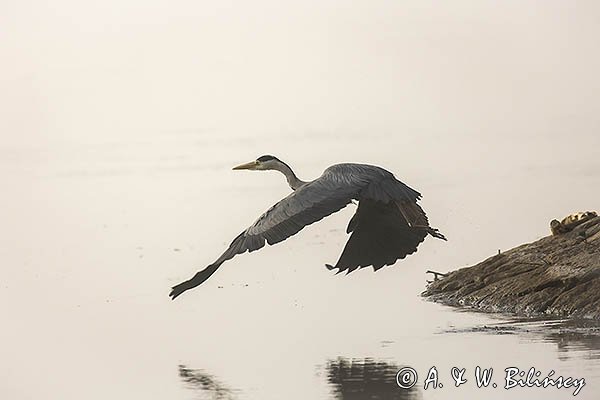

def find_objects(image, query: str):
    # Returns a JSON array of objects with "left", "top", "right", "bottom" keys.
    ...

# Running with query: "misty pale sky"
[{"left": 3, "top": 1, "right": 599, "bottom": 146}]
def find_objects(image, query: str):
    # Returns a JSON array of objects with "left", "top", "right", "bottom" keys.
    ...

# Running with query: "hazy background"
[{"left": 1, "top": 1, "right": 599, "bottom": 399}]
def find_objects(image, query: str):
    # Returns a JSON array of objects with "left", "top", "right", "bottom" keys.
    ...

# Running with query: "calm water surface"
[{"left": 2, "top": 132, "right": 599, "bottom": 399}]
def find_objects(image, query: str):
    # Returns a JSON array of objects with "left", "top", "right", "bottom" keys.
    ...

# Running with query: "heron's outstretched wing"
[
  {"left": 326, "top": 200, "right": 433, "bottom": 274},
  {"left": 170, "top": 165, "right": 379, "bottom": 298},
  {"left": 169, "top": 164, "right": 441, "bottom": 299}
]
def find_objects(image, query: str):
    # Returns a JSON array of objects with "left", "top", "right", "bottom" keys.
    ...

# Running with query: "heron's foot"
[
  {"left": 431, "top": 229, "right": 447, "bottom": 241},
  {"left": 426, "top": 227, "right": 447, "bottom": 240},
  {"left": 410, "top": 225, "right": 447, "bottom": 240}
]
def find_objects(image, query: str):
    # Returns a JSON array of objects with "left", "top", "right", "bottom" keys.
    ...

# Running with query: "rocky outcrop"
[{"left": 423, "top": 217, "right": 600, "bottom": 319}]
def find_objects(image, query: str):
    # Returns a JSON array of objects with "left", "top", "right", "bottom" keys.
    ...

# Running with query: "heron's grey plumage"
[{"left": 169, "top": 159, "right": 445, "bottom": 299}]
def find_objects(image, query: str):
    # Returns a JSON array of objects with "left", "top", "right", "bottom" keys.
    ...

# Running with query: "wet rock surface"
[{"left": 423, "top": 217, "right": 600, "bottom": 319}]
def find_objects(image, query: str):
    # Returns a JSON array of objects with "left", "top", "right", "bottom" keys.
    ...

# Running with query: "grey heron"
[{"left": 169, "top": 155, "right": 446, "bottom": 299}]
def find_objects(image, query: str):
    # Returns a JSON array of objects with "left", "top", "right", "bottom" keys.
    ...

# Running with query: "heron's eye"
[{"left": 257, "top": 155, "right": 276, "bottom": 162}]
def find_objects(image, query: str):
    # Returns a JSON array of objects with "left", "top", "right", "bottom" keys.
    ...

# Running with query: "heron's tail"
[{"left": 169, "top": 263, "right": 220, "bottom": 300}]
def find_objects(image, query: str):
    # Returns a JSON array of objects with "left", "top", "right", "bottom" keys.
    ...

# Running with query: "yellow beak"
[{"left": 232, "top": 160, "right": 259, "bottom": 170}]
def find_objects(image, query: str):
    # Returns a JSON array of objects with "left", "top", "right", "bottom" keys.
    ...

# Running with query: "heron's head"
[{"left": 232, "top": 155, "right": 283, "bottom": 171}]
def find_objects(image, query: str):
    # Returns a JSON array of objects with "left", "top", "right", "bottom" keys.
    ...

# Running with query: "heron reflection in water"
[
  {"left": 178, "top": 359, "right": 421, "bottom": 399},
  {"left": 326, "top": 358, "right": 421, "bottom": 400},
  {"left": 178, "top": 365, "right": 237, "bottom": 400},
  {"left": 170, "top": 156, "right": 446, "bottom": 299}
]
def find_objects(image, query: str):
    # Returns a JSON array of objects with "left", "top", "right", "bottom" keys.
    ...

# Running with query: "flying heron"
[{"left": 169, "top": 155, "right": 446, "bottom": 299}]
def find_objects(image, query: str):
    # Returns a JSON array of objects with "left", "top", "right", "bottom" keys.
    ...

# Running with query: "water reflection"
[
  {"left": 441, "top": 316, "right": 600, "bottom": 360},
  {"left": 178, "top": 365, "right": 238, "bottom": 400},
  {"left": 536, "top": 319, "right": 600, "bottom": 360},
  {"left": 324, "top": 358, "right": 421, "bottom": 400}
]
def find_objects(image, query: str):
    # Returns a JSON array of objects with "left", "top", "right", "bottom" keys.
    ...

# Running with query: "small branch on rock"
[{"left": 426, "top": 270, "right": 448, "bottom": 282}]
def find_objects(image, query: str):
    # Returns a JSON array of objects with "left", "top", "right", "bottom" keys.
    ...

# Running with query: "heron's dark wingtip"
[
  {"left": 325, "top": 263, "right": 345, "bottom": 274},
  {"left": 169, "top": 285, "right": 186, "bottom": 300},
  {"left": 169, "top": 264, "right": 221, "bottom": 300}
]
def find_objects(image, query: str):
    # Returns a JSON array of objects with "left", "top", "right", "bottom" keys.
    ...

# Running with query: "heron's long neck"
[{"left": 274, "top": 162, "right": 306, "bottom": 190}]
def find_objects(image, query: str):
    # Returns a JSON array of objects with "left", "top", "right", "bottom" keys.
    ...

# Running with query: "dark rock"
[{"left": 423, "top": 217, "right": 600, "bottom": 319}]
